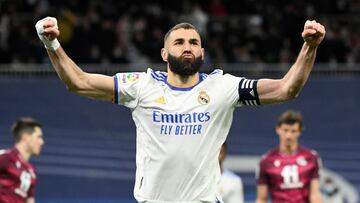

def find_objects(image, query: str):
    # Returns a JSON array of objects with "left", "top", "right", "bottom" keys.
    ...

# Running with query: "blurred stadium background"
[{"left": 0, "top": 0, "right": 359, "bottom": 202}]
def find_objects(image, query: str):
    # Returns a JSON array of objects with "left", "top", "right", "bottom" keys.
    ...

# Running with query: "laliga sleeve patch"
[
  {"left": 121, "top": 73, "right": 140, "bottom": 83},
  {"left": 238, "top": 78, "right": 260, "bottom": 106}
]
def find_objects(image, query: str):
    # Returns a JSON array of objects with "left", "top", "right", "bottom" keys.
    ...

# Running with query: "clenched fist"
[
  {"left": 35, "top": 17, "right": 60, "bottom": 51},
  {"left": 301, "top": 20, "right": 326, "bottom": 47}
]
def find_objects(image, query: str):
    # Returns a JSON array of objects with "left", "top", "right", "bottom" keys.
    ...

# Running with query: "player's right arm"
[
  {"left": 47, "top": 48, "right": 113, "bottom": 100},
  {"left": 35, "top": 17, "right": 113, "bottom": 101},
  {"left": 255, "top": 185, "right": 268, "bottom": 203}
]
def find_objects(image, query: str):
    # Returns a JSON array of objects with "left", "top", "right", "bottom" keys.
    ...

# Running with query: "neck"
[
  {"left": 15, "top": 144, "right": 31, "bottom": 161},
  {"left": 167, "top": 69, "right": 200, "bottom": 88},
  {"left": 279, "top": 143, "right": 298, "bottom": 154}
]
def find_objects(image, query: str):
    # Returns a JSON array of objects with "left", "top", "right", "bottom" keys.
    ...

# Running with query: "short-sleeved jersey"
[
  {"left": 256, "top": 146, "right": 321, "bottom": 203},
  {"left": 218, "top": 169, "right": 244, "bottom": 203},
  {"left": 114, "top": 69, "right": 259, "bottom": 202},
  {"left": 0, "top": 148, "right": 36, "bottom": 203}
]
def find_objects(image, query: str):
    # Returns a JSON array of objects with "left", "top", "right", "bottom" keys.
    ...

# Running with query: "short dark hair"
[
  {"left": 276, "top": 110, "right": 303, "bottom": 130},
  {"left": 164, "top": 22, "right": 200, "bottom": 43},
  {"left": 11, "top": 117, "right": 42, "bottom": 143}
]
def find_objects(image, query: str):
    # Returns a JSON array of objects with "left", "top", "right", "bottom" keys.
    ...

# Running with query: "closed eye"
[
  {"left": 189, "top": 39, "right": 200, "bottom": 45},
  {"left": 173, "top": 38, "right": 200, "bottom": 46},
  {"left": 173, "top": 39, "right": 184, "bottom": 45}
]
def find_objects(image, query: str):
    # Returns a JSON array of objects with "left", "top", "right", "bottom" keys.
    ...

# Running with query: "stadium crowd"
[{"left": 0, "top": 0, "right": 358, "bottom": 65}]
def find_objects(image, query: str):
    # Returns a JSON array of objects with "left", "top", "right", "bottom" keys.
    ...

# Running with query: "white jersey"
[
  {"left": 218, "top": 169, "right": 244, "bottom": 203},
  {"left": 114, "top": 69, "right": 259, "bottom": 203}
]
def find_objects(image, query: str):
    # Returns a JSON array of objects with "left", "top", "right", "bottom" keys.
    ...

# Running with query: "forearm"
[
  {"left": 35, "top": 17, "right": 114, "bottom": 101},
  {"left": 310, "top": 179, "right": 323, "bottom": 203},
  {"left": 47, "top": 47, "right": 87, "bottom": 91},
  {"left": 256, "top": 185, "right": 269, "bottom": 203},
  {"left": 26, "top": 197, "right": 35, "bottom": 203},
  {"left": 283, "top": 43, "right": 317, "bottom": 98},
  {"left": 255, "top": 198, "right": 267, "bottom": 203},
  {"left": 310, "top": 194, "right": 322, "bottom": 203},
  {"left": 256, "top": 20, "right": 325, "bottom": 105}
]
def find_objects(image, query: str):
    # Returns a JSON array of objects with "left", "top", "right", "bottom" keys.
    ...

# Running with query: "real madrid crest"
[
  {"left": 274, "top": 159, "right": 281, "bottom": 167},
  {"left": 16, "top": 161, "right": 21, "bottom": 169},
  {"left": 296, "top": 156, "right": 307, "bottom": 166},
  {"left": 198, "top": 90, "right": 210, "bottom": 105}
]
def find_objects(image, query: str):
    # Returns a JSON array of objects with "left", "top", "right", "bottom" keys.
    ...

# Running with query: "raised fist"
[
  {"left": 301, "top": 20, "right": 326, "bottom": 47},
  {"left": 35, "top": 17, "right": 60, "bottom": 51}
]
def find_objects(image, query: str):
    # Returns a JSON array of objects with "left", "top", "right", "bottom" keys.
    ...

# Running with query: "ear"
[
  {"left": 275, "top": 126, "right": 281, "bottom": 136},
  {"left": 201, "top": 48, "right": 205, "bottom": 60},
  {"left": 161, "top": 48, "right": 168, "bottom": 62},
  {"left": 21, "top": 133, "right": 31, "bottom": 143}
]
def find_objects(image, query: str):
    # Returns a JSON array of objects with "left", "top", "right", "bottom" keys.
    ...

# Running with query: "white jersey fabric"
[
  {"left": 114, "top": 68, "right": 258, "bottom": 203},
  {"left": 218, "top": 169, "right": 244, "bottom": 203}
]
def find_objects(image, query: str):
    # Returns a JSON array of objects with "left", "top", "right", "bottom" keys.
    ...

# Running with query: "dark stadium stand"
[
  {"left": 1, "top": 0, "right": 359, "bottom": 65},
  {"left": 0, "top": 74, "right": 359, "bottom": 202}
]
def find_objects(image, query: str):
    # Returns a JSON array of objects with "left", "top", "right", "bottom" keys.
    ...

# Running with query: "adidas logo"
[{"left": 250, "top": 89, "right": 255, "bottom": 97}]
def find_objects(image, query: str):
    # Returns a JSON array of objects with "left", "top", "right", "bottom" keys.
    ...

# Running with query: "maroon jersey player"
[
  {"left": 0, "top": 117, "right": 44, "bottom": 203},
  {"left": 256, "top": 110, "right": 322, "bottom": 203}
]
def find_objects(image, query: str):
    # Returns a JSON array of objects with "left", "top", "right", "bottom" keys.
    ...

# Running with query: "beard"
[{"left": 167, "top": 53, "right": 204, "bottom": 76}]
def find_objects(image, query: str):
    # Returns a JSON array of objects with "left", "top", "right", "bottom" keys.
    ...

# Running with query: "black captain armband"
[{"left": 238, "top": 78, "right": 261, "bottom": 106}]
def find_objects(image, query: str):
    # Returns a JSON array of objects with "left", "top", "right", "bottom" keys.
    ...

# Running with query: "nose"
[
  {"left": 285, "top": 131, "right": 295, "bottom": 139},
  {"left": 183, "top": 42, "right": 191, "bottom": 51}
]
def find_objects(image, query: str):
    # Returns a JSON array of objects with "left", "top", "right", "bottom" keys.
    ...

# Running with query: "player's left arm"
[
  {"left": 255, "top": 185, "right": 269, "bottom": 203},
  {"left": 309, "top": 151, "right": 323, "bottom": 203},
  {"left": 309, "top": 179, "right": 322, "bottom": 203},
  {"left": 26, "top": 197, "right": 35, "bottom": 203},
  {"left": 256, "top": 20, "right": 325, "bottom": 105}
]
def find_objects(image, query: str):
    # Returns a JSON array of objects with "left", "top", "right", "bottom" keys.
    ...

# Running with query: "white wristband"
[
  {"left": 35, "top": 17, "right": 61, "bottom": 51},
  {"left": 40, "top": 35, "right": 60, "bottom": 51}
]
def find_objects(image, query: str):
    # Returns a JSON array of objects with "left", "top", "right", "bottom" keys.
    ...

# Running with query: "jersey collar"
[{"left": 165, "top": 73, "right": 205, "bottom": 91}]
